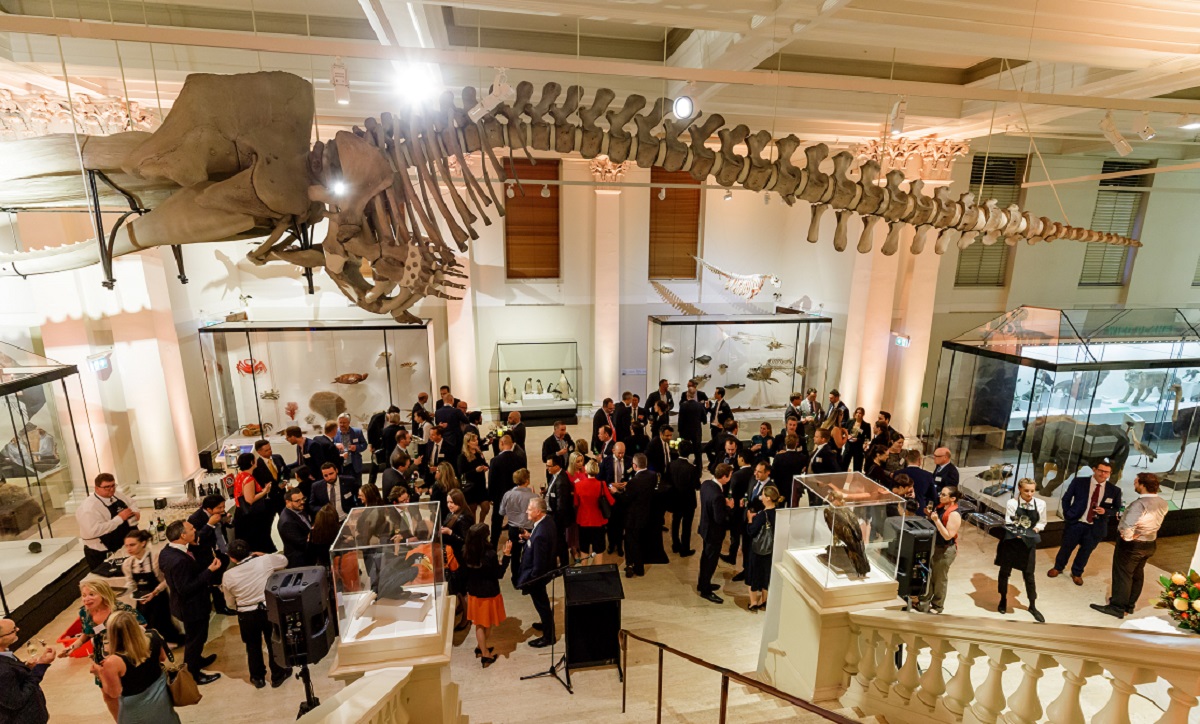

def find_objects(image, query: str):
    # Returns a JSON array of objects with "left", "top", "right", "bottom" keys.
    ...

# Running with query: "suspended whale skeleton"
[{"left": 0, "top": 71, "right": 1135, "bottom": 322}]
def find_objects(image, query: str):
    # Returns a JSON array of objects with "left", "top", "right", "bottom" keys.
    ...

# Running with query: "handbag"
[
  {"left": 162, "top": 641, "right": 202, "bottom": 707},
  {"left": 597, "top": 487, "right": 613, "bottom": 520},
  {"left": 752, "top": 517, "right": 774, "bottom": 556}
]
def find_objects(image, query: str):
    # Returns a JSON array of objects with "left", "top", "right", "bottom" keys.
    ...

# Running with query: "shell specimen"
[
  {"left": 332, "top": 373, "right": 368, "bottom": 384},
  {"left": 309, "top": 391, "right": 347, "bottom": 420}
]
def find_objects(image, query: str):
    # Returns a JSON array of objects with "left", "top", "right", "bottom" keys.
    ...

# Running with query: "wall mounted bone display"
[{"left": 0, "top": 71, "right": 1136, "bottom": 321}]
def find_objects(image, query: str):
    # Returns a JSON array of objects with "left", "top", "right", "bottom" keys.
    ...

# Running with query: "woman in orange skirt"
[{"left": 461, "top": 523, "right": 511, "bottom": 667}]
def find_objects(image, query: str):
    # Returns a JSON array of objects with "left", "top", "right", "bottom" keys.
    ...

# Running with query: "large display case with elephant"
[{"left": 928, "top": 306, "right": 1200, "bottom": 520}]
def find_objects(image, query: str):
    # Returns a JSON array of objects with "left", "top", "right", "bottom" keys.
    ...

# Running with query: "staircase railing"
[
  {"left": 843, "top": 609, "right": 1200, "bottom": 724},
  {"left": 619, "top": 628, "right": 859, "bottom": 724}
]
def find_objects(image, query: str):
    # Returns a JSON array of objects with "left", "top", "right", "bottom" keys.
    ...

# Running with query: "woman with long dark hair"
[
  {"left": 457, "top": 432, "right": 489, "bottom": 519},
  {"left": 440, "top": 488, "right": 475, "bottom": 631},
  {"left": 462, "top": 523, "right": 510, "bottom": 667},
  {"left": 234, "top": 451, "right": 276, "bottom": 553},
  {"left": 863, "top": 444, "right": 894, "bottom": 489},
  {"left": 841, "top": 407, "right": 869, "bottom": 472},
  {"left": 121, "top": 530, "right": 183, "bottom": 646}
]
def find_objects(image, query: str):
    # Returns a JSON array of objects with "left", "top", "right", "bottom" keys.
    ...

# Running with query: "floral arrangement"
[
  {"left": 1157, "top": 570, "right": 1200, "bottom": 633},
  {"left": 669, "top": 438, "right": 682, "bottom": 450}
]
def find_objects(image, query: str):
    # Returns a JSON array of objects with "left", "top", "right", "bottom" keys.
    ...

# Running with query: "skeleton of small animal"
[{"left": 694, "top": 257, "right": 780, "bottom": 300}]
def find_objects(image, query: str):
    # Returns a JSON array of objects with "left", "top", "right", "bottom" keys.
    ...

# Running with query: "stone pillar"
[
  {"left": 889, "top": 231, "right": 942, "bottom": 438},
  {"left": 590, "top": 156, "right": 628, "bottom": 411},
  {"left": 444, "top": 249, "right": 479, "bottom": 409}
]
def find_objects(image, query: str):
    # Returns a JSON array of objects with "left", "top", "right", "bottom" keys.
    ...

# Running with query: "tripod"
[
  {"left": 295, "top": 663, "right": 320, "bottom": 718},
  {"left": 520, "top": 563, "right": 572, "bottom": 694}
]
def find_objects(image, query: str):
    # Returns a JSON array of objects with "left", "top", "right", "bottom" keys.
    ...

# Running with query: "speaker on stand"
[{"left": 265, "top": 567, "right": 335, "bottom": 718}]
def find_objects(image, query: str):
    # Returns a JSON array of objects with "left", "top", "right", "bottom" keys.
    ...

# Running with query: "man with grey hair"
[
  {"left": 507, "top": 494, "right": 557, "bottom": 647},
  {"left": 334, "top": 413, "right": 368, "bottom": 486}
]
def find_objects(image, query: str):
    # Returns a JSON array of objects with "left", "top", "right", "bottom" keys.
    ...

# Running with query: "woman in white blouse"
[
  {"left": 995, "top": 478, "right": 1047, "bottom": 623},
  {"left": 120, "top": 530, "right": 184, "bottom": 645}
]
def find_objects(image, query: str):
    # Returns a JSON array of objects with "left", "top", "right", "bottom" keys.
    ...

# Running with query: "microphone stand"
[{"left": 520, "top": 561, "right": 573, "bottom": 694}]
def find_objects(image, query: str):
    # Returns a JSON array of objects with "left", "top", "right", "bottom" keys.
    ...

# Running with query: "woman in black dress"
[
  {"left": 863, "top": 444, "right": 895, "bottom": 489},
  {"left": 456, "top": 432, "right": 489, "bottom": 519},
  {"left": 440, "top": 488, "right": 475, "bottom": 631},
  {"left": 746, "top": 485, "right": 782, "bottom": 612},
  {"left": 841, "top": 407, "right": 869, "bottom": 472}
]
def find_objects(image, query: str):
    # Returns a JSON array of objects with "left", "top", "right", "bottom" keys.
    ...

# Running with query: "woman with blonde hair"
[
  {"left": 96, "top": 610, "right": 179, "bottom": 724},
  {"left": 431, "top": 461, "right": 460, "bottom": 522},
  {"left": 60, "top": 580, "right": 145, "bottom": 720},
  {"left": 457, "top": 432, "right": 490, "bottom": 519}
]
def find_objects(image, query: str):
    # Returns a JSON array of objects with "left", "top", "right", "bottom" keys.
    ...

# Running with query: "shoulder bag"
[
  {"left": 597, "top": 482, "right": 613, "bottom": 520},
  {"left": 161, "top": 638, "right": 202, "bottom": 706},
  {"left": 752, "top": 516, "right": 774, "bottom": 556}
]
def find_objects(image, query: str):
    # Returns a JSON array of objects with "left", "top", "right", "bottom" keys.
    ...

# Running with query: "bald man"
[
  {"left": 0, "top": 618, "right": 54, "bottom": 723},
  {"left": 932, "top": 448, "right": 959, "bottom": 490}
]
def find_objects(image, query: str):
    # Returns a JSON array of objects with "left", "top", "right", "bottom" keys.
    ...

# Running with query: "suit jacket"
[
  {"left": 771, "top": 449, "right": 809, "bottom": 504},
  {"left": 591, "top": 409, "right": 616, "bottom": 451},
  {"left": 665, "top": 457, "right": 700, "bottom": 510},
  {"left": 709, "top": 399, "right": 734, "bottom": 430},
  {"left": 308, "top": 479, "right": 332, "bottom": 516},
  {"left": 728, "top": 465, "right": 754, "bottom": 509},
  {"left": 932, "top": 462, "right": 959, "bottom": 490},
  {"left": 488, "top": 449, "right": 524, "bottom": 504},
  {"left": 434, "top": 406, "right": 469, "bottom": 452},
  {"left": 540, "top": 433, "right": 574, "bottom": 468},
  {"left": 623, "top": 469, "right": 658, "bottom": 530},
  {"left": 646, "top": 437, "right": 675, "bottom": 473},
  {"left": 186, "top": 508, "right": 228, "bottom": 568},
  {"left": 380, "top": 466, "right": 412, "bottom": 502},
  {"left": 277, "top": 508, "right": 312, "bottom": 567},
  {"left": 613, "top": 404, "right": 634, "bottom": 443},
  {"left": 645, "top": 390, "right": 674, "bottom": 418},
  {"left": 599, "top": 454, "right": 632, "bottom": 485},
  {"left": 422, "top": 439, "right": 450, "bottom": 483},
  {"left": 677, "top": 398, "right": 706, "bottom": 442},
  {"left": 827, "top": 401, "right": 850, "bottom": 425},
  {"left": 900, "top": 465, "right": 936, "bottom": 510},
  {"left": 516, "top": 516, "right": 557, "bottom": 590},
  {"left": 545, "top": 471, "right": 576, "bottom": 529},
  {"left": 333, "top": 473, "right": 361, "bottom": 514},
  {"left": 698, "top": 480, "right": 728, "bottom": 542},
  {"left": 308, "top": 436, "right": 342, "bottom": 474},
  {"left": 159, "top": 544, "right": 216, "bottom": 621},
  {"left": 809, "top": 443, "right": 843, "bottom": 474},
  {"left": 0, "top": 654, "right": 49, "bottom": 724},
  {"left": 1061, "top": 475, "right": 1122, "bottom": 525},
  {"left": 508, "top": 422, "right": 527, "bottom": 450},
  {"left": 253, "top": 454, "right": 288, "bottom": 513}
]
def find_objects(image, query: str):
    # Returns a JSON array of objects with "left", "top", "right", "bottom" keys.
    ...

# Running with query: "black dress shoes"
[
  {"left": 195, "top": 672, "right": 221, "bottom": 686},
  {"left": 625, "top": 568, "right": 635, "bottom": 578},
  {"left": 731, "top": 571, "right": 745, "bottom": 583},
  {"left": 719, "top": 554, "right": 736, "bottom": 565},
  {"left": 1089, "top": 603, "right": 1125, "bottom": 619},
  {"left": 680, "top": 549, "right": 696, "bottom": 557},
  {"left": 528, "top": 637, "right": 553, "bottom": 648},
  {"left": 250, "top": 678, "right": 266, "bottom": 689},
  {"left": 199, "top": 654, "right": 217, "bottom": 669},
  {"left": 214, "top": 606, "right": 238, "bottom": 616},
  {"left": 997, "top": 596, "right": 1007, "bottom": 614},
  {"left": 1029, "top": 606, "right": 1045, "bottom": 623},
  {"left": 531, "top": 622, "right": 544, "bottom": 631},
  {"left": 271, "top": 672, "right": 291, "bottom": 688},
  {"left": 700, "top": 592, "right": 723, "bottom": 604}
]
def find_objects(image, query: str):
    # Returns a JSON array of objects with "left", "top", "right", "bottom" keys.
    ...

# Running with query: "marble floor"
[{"left": 25, "top": 421, "right": 1199, "bottom": 723}]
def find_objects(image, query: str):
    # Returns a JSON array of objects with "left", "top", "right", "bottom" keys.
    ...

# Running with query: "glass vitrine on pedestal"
[{"left": 496, "top": 341, "right": 580, "bottom": 424}]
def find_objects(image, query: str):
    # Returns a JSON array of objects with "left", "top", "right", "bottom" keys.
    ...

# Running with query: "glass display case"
[
  {"left": 330, "top": 502, "right": 444, "bottom": 664},
  {"left": 647, "top": 312, "right": 832, "bottom": 419},
  {"left": 496, "top": 341, "right": 580, "bottom": 423},
  {"left": 781, "top": 472, "right": 906, "bottom": 588},
  {"left": 928, "top": 306, "right": 1200, "bottom": 518},
  {"left": 198, "top": 320, "right": 434, "bottom": 458}
]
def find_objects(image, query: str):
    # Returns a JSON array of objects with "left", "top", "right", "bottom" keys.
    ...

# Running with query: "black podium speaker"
[
  {"left": 885, "top": 517, "right": 936, "bottom": 599},
  {"left": 265, "top": 567, "right": 335, "bottom": 667},
  {"left": 563, "top": 564, "right": 624, "bottom": 669}
]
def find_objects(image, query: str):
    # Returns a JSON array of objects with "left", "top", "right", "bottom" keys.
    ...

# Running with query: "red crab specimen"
[{"left": 236, "top": 359, "right": 267, "bottom": 376}]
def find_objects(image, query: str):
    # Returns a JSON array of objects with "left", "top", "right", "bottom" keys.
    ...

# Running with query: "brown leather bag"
[{"left": 162, "top": 643, "right": 202, "bottom": 706}]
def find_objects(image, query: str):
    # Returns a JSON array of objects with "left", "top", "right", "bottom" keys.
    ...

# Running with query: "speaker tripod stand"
[
  {"left": 520, "top": 563, "right": 572, "bottom": 694},
  {"left": 295, "top": 663, "right": 320, "bottom": 718}
]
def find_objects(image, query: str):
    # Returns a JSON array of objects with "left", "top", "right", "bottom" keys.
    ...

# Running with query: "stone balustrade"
[
  {"left": 297, "top": 667, "right": 414, "bottom": 724},
  {"left": 842, "top": 610, "right": 1200, "bottom": 724}
]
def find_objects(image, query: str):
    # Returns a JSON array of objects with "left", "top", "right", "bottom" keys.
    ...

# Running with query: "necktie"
[
  {"left": 267, "top": 458, "right": 277, "bottom": 479},
  {"left": 433, "top": 443, "right": 440, "bottom": 464},
  {"left": 664, "top": 441, "right": 670, "bottom": 463},
  {"left": 616, "top": 460, "right": 623, "bottom": 481},
  {"left": 1086, "top": 482, "right": 1103, "bottom": 523}
]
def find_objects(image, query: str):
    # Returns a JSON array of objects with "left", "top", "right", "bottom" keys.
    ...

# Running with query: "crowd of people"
[{"left": 0, "top": 380, "right": 1172, "bottom": 723}]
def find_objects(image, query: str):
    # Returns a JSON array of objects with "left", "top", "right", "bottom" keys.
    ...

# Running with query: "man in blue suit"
[
  {"left": 900, "top": 449, "right": 936, "bottom": 510},
  {"left": 507, "top": 496, "right": 558, "bottom": 648},
  {"left": 1048, "top": 460, "right": 1122, "bottom": 585}
]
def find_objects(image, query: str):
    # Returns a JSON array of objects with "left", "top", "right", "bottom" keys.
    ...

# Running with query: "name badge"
[{"left": 1104, "top": 498, "right": 1113, "bottom": 505}]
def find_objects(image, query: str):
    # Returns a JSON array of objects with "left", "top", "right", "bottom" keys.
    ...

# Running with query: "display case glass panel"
[
  {"left": 782, "top": 472, "right": 906, "bottom": 588},
  {"left": 496, "top": 341, "right": 580, "bottom": 421},
  {"left": 330, "top": 501, "right": 444, "bottom": 646},
  {"left": 929, "top": 306, "right": 1200, "bottom": 517},
  {"left": 198, "top": 321, "right": 434, "bottom": 459},
  {"left": 647, "top": 312, "right": 832, "bottom": 419}
]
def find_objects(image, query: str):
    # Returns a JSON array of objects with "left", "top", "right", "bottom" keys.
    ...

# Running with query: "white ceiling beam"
[{"left": 9, "top": 15, "right": 1200, "bottom": 117}]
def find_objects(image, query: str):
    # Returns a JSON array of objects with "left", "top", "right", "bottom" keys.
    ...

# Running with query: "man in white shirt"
[
  {"left": 1092, "top": 473, "right": 1169, "bottom": 619},
  {"left": 76, "top": 472, "right": 139, "bottom": 571},
  {"left": 221, "top": 539, "right": 292, "bottom": 688}
]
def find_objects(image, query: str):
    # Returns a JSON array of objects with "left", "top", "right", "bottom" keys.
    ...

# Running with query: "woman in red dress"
[
  {"left": 233, "top": 452, "right": 276, "bottom": 553},
  {"left": 573, "top": 460, "right": 616, "bottom": 565}
]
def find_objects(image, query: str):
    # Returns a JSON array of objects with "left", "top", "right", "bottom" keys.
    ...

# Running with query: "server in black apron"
[
  {"left": 121, "top": 529, "right": 185, "bottom": 644},
  {"left": 995, "top": 478, "right": 1047, "bottom": 623},
  {"left": 76, "top": 472, "right": 140, "bottom": 571}
]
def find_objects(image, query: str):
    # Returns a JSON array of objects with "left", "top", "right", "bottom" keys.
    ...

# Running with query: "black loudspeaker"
[
  {"left": 563, "top": 564, "right": 624, "bottom": 669},
  {"left": 199, "top": 450, "right": 215, "bottom": 472},
  {"left": 265, "top": 567, "right": 335, "bottom": 667},
  {"left": 885, "top": 517, "right": 936, "bottom": 599}
]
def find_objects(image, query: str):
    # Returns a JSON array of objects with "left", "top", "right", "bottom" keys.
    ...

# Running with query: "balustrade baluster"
[
  {"left": 967, "top": 644, "right": 1017, "bottom": 724},
  {"left": 1156, "top": 677, "right": 1200, "bottom": 724},
  {"left": 1003, "top": 651, "right": 1053, "bottom": 724},
  {"left": 855, "top": 628, "right": 878, "bottom": 692},
  {"left": 872, "top": 631, "right": 899, "bottom": 698},
  {"left": 1093, "top": 664, "right": 1151, "bottom": 724},
  {"left": 891, "top": 633, "right": 922, "bottom": 703},
  {"left": 914, "top": 637, "right": 952, "bottom": 712},
  {"left": 1045, "top": 657, "right": 1101, "bottom": 724},
  {"left": 943, "top": 641, "right": 982, "bottom": 717},
  {"left": 843, "top": 620, "right": 862, "bottom": 680}
]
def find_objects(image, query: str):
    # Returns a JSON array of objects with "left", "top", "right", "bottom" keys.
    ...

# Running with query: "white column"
[
  {"left": 856, "top": 230, "right": 900, "bottom": 418},
  {"left": 593, "top": 188, "right": 622, "bottom": 409},
  {"left": 890, "top": 233, "right": 942, "bottom": 438},
  {"left": 445, "top": 249, "right": 479, "bottom": 409}
]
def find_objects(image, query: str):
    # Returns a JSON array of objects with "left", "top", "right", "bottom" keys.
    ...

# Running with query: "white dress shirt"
[
  {"left": 1004, "top": 497, "right": 1047, "bottom": 533},
  {"left": 76, "top": 492, "right": 139, "bottom": 552},
  {"left": 222, "top": 553, "right": 288, "bottom": 612},
  {"left": 1118, "top": 493, "right": 1169, "bottom": 542}
]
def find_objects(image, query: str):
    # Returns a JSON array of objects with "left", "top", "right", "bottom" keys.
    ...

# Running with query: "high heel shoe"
[{"left": 481, "top": 655, "right": 496, "bottom": 668}]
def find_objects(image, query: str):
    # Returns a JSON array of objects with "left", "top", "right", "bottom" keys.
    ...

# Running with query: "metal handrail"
[{"left": 619, "top": 629, "right": 859, "bottom": 724}]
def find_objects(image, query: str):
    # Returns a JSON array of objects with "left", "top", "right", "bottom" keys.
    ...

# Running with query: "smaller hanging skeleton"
[{"left": 694, "top": 257, "right": 781, "bottom": 300}]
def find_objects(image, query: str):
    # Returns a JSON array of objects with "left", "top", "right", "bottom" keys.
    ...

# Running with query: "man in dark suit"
[
  {"left": 434, "top": 393, "right": 469, "bottom": 459},
  {"left": 278, "top": 488, "right": 313, "bottom": 568},
  {"left": 422, "top": 427, "right": 448, "bottom": 487},
  {"left": 708, "top": 387, "right": 734, "bottom": 440},
  {"left": 540, "top": 421, "right": 574, "bottom": 482},
  {"left": 623, "top": 453, "right": 657, "bottom": 578},
  {"left": 252, "top": 439, "right": 287, "bottom": 504},
  {"left": 932, "top": 447, "right": 960, "bottom": 490},
  {"left": 808, "top": 429, "right": 844, "bottom": 474},
  {"left": 826, "top": 389, "right": 850, "bottom": 427},
  {"left": 544, "top": 457, "right": 575, "bottom": 568},
  {"left": 411, "top": 392, "right": 430, "bottom": 423},
  {"left": 697, "top": 464, "right": 732, "bottom": 604},
  {"left": 666, "top": 440, "right": 700, "bottom": 556},
  {"left": 647, "top": 425, "right": 675, "bottom": 473},
  {"left": 316, "top": 460, "right": 360, "bottom": 516},
  {"left": 677, "top": 393, "right": 706, "bottom": 468},
  {"left": 592, "top": 398, "right": 617, "bottom": 452},
  {"left": 613, "top": 391, "right": 635, "bottom": 446},
  {"left": 723, "top": 450, "right": 754, "bottom": 569},
  {"left": 593, "top": 425, "right": 614, "bottom": 463},
  {"left": 771, "top": 433, "right": 809, "bottom": 506},
  {"left": 434, "top": 385, "right": 461, "bottom": 410},
  {"left": 0, "top": 617, "right": 54, "bottom": 724},
  {"left": 488, "top": 434, "right": 524, "bottom": 547},
  {"left": 509, "top": 497, "right": 557, "bottom": 648},
  {"left": 504, "top": 411, "right": 527, "bottom": 451},
  {"left": 600, "top": 441, "right": 632, "bottom": 556},
  {"left": 315, "top": 421, "right": 345, "bottom": 473},
  {"left": 187, "top": 495, "right": 234, "bottom": 616},
  {"left": 900, "top": 448, "right": 936, "bottom": 510},
  {"left": 1049, "top": 460, "right": 1122, "bottom": 585},
  {"left": 284, "top": 426, "right": 340, "bottom": 479},
  {"left": 380, "top": 450, "right": 415, "bottom": 503},
  {"left": 772, "top": 417, "right": 801, "bottom": 458},
  {"left": 709, "top": 435, "right": 740, "bottom": 477},
  {"left": 159, "top": 520, "right": 222, "bottom": 684},
  {"left": 645, "top": 379, "right": 674, "bottom": 430}
]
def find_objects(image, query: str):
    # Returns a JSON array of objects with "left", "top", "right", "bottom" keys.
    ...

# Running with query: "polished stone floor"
[{"left": 26, "top": 421, "right": 1198, "bottom": 723}]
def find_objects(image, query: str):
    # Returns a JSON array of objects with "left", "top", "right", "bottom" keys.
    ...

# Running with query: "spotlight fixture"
[
  {"left": 673, "top": 82, "right": 697, "bottom": 119},
  {"left": 540, "top": 184, "right": 550, "bottom": 198},
  {"left": 723, "top": 189, "right": 733, "bottom": 202},
  {"left": 1180, "top": 113, "right": 1200, "bottom": 131},
  {"left": 332, "top": 180, "right": 347, "bottom": 196},
  {"left": 331, "top": 57, "right": 350, "bottom": 106},
  {"left": 1099, "top": 111, "right": 1133, "bottom": 156},
  {"left": 468, "top": 67, "right": 516, "bottom": 123},
  {"left": 888, "top": 96, "right": 907, "bottom": 137},
  {"left": 400, "top": 64, "right": 440, "bottom": 107},
  {"left": 763, "top": 192, "right": 770, "bottom": 206},
  {"left": 657, "top": 187, "right": 666, "bottom": 201},
  {"left": 505, "top": 180, "right": 515, "bottom": 199},
  {"left": 1133, "top": 111, "right": 1157, "bottom": 141}
]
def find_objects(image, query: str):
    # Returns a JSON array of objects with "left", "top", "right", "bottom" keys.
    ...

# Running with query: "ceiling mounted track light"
[
  {"left": 673, "top": 81, "right": 697, "bottom": 119},
  {"left": 1099, "top": 111, "right": 1132, "bottom": 157},
  {"left": 657, "top": 187, "right": 666, "bottom": 201},
  {"left": 723, "top": 189, "right": 733, "bottom": 202},
  {"left": 540, "top": 184, "right": 550, "bottom": 198},
  {"left": 469, "top": 67, "right": 516, "bottom": 123},
  {"left": 331, "top": 56, "right": 350, "bottom": 106},
  {"left": 1133, "top": 110, "right": 1157, "bottom": 141}
]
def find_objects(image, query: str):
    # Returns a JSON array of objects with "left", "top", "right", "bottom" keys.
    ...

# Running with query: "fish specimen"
[
  {"left": 763, "top": 404, "right": 786, "bottom": 409},
  {"left": 654, "top": 346, "right": 675, "bottom": 354},
  {"left": 718, "top": 364, "right": 728, "bottom": 374},
  {"left": 309, "top": 391, "right": 347, "bottom": 420},
  {"left": 259, "top": 389, "right": 280, "bottom": 400},
  {"left": 724, "top": 383, "right": 746, "bottom": 391},
  {"left": 766, "top": 340, "right": 784, "bottom": 350},
  {"left": 398, "top": 361, "right": 417, "bottom": 369},
  {"left": 747, "top": 366, "right": 779, "bottom": 383},
  {"left": 692, "top": 355, "right": 712, "bottom": 365},
  {"left": 332, "top": 373, "right": 368, "bottom": 384},
  {"left": 236, "top": 359, "right": 266, "bottom": 376},
  {"left": 285, "top": 402, "right": 299, "bottom": 420},
  {"left": 692, "top": 374, "right": 711, "bottom": 386},
  {"left": 240, "top": 422, "right": 273, "bottom": 436}
]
